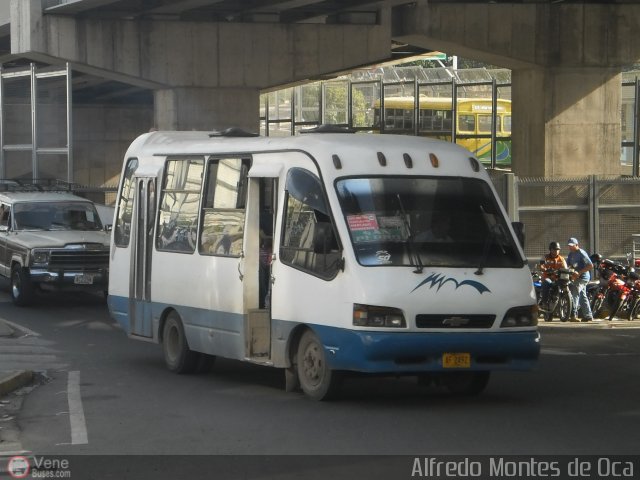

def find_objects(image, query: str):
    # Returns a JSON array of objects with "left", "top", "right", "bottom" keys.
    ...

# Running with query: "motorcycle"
[
  {"left": 605, "top": 269, "right": 631, "bottom": 320},
  {"left": 589, "top": 258, "right": 627, "bottom": 319},
  {"left": 622, "top": 271, "right": 640, "bottom": 320},
  {"left": 540, "top": 268, "right": 574, "bottom": 322}
]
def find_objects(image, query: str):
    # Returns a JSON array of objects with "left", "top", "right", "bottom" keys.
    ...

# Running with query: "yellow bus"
[{"left": 373, "top": 96, "right": 512, "bottom": 167}]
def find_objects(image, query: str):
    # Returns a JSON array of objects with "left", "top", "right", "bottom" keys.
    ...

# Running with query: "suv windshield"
[
  {"left": 335, "top": 176, "right": 523, "bottom": 268},
  {"left": 13, "top": 202, "right": 103, "bottom": 231}
]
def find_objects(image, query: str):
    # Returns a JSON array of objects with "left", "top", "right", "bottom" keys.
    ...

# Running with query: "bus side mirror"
[
  {"left": 512, "top": 221, "right": 525, "bottom": 248},
  {"left": 313, "top": 222, "right": 337, "bottom": 254}
]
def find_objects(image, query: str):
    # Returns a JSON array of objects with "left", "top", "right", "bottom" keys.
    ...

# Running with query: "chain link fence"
[{"left": 489, "top": 173, "right": 640, "bottom": 264}]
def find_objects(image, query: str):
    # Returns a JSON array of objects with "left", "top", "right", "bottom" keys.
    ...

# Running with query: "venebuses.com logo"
[{"left": 6, "top": 455, "right": 71, "bottom": 478}]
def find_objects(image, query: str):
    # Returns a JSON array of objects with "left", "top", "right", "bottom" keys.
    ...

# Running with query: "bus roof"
[{"left": 125, "top": 131, "right": 488, "bottom": 180}]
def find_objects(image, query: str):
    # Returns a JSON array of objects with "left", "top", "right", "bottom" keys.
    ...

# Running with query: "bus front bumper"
[{"left": 310, "top": 325, "right": 540, "bottom": 373}]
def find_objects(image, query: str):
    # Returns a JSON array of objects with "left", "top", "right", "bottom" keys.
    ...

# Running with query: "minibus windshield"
[{"left": 335, "top": 176, "right": 523, "bottom": 268}]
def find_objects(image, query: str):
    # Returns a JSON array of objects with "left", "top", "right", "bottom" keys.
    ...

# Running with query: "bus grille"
[
  {"left": 415, "top": 314, "right": 496, "bottom": 328},
  {"left": 49, "top": 249, "right": 109, "bottom": 268}
]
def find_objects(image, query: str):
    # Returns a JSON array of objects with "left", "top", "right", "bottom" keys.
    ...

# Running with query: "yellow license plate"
[{"left": 442, "top": 353, "right": 471, "bottom": 368}]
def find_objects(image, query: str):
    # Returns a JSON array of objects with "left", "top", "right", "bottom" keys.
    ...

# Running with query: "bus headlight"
[
  {"left": 353, "top": 304, "right": 406, "bottom": 328},
  {"left": 501, "top": 305, "right": 538, "bottom": 327},
  {"left": 32, "top": 250, "right": 50, "bottom": 265}
]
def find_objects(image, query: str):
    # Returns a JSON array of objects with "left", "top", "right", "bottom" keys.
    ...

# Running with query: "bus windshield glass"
[{"left": 335, "top": 176, "right": 523, "bottom": 268}]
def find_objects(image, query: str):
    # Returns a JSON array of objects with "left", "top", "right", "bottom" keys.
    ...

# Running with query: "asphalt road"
[{"left": 0, "top": 287, "right": 639, "bottom": 467}]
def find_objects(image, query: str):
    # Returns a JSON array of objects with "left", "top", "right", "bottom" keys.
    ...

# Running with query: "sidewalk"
[
  {"left": 0, "top": 318, "right": 33, "bottom": 397},
  {"left": 538, "top": 317, "right": 640, "bottom": 329}
]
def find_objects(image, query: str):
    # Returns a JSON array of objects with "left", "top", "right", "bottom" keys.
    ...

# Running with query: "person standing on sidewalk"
[{"left": 567, "top": 237, "right": 594, "bottom": 322}]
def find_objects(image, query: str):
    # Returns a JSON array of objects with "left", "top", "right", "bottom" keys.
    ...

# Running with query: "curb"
[
  {"left": 538, "top": 319, "right": 640, "bottom": 329},
  {"left": 0, "top": 370, "right": 34, "bottom": 398},
  {"left": 0, "top": 319, "right": 34, "bottom": 398}
]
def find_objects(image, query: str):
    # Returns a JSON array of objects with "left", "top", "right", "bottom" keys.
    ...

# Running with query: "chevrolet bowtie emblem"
[{"left": 442, "top": 316, "right": 470, "bottom": 327}]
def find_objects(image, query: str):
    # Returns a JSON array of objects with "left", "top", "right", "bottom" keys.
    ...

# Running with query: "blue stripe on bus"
[
  {"left": 108, "top": 294, "right": 130, "bottom": 331},
  {"left": 308, "top": 323, "right": 540, "bottom": 373}
]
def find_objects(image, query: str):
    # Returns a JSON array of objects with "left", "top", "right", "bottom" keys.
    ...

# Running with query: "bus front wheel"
[
  {"left": 162, "top": 312, "right": 199, "bottom": 374},
  {"left": 296, "top": 330, "right": 341, "bottom": 401}
]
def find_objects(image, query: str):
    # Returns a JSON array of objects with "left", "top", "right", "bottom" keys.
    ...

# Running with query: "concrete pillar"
[
  {"left": 512, "top": 67, "right": 622, "bottom": 177},
  {"left": 10, "top": 0, "right": 44, "bottom": 53},
  {"left": 154, "top": 87, "right": 260, "bottom": 132}
]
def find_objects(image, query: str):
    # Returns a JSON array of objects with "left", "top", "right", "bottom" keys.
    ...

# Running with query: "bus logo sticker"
[
  {"left": 375, "top": 250, "right": 392, "bottom": 263},
  {"left": 7, "top": 456, "right": 30, "bottom": 479},
  {"left": 411, "top": 272, "right": 490, "bottom": 295}
]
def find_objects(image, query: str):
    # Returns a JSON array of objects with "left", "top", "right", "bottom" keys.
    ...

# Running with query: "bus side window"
[
  {"left": 503, "top": 115, "right": 511, "bottom": 134},
  {"left": 458, "top": 115, "right": 475, "bottom": 133},
  {"left": 478, "top": 115, "right": 492, "bottom": 133},
  {"left": 199, "top": 157, "right": 248, "bottom": 257},
  {"left": 114, "top": 158, "right": 138, "bottom": 247},
  {"left": 156, "top": 157, "right": 204, "bottom": 254},
  {"left": 280, "top": 168, "right": 340, "bottom": 279}
]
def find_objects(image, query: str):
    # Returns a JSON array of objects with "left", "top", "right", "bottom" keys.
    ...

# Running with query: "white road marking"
[
  {"left": 67, "top": 371, "right": 88, "bottom": 445},
  {"left": 0, "top": 319, "right": 40, "bottom": 337}
]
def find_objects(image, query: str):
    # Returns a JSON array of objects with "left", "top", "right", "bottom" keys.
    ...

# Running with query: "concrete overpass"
[{"left": 0, "top": 0, "right": 639, "bottom": 184}]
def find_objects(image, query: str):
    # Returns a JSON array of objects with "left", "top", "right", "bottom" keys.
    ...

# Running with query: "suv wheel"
[{"left": 11, "top": 265, "right": 34, "bottom": 307}]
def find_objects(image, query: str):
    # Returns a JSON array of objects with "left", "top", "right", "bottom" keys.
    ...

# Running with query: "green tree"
[{"left": 322, "top": 82, "right": 367, "bottom": 126}]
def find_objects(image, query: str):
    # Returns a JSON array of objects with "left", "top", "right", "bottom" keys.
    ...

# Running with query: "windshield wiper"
[
  {"left": 475, "top": 206, "right": 506, "bottom": 275},
  {"left": 396, "top": 194, "right": 423, "bottom": 274}
]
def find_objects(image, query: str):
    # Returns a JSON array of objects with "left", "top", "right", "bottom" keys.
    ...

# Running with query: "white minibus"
[{"left": 108, "top": 127, "right": 539, "bottom": 400}]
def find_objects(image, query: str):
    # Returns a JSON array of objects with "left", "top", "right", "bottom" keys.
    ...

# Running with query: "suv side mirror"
[{"left": 104, "top": 224, "right": 113, "bottom": 232}]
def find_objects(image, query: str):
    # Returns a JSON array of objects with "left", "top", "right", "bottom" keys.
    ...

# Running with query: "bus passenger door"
[
  {"left": 130, "top": 177, "right": 155, "bottom": 338},
  {"left": 244, "top": 176, "right": 275, "bottom": 360}
]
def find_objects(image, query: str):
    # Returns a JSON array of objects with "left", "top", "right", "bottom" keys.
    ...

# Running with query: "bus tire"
[
  {"left": 296, "top": 329, "right": 341, "bottom": 401},
  {"left": 440, "top": 371, "right": 490, "bottom": 396},
  {"left": 11, "top": 265, "right": 34, "bottom": 307},
  {"left": 162, "top": 312, "right": 199, "bottom": 374}
]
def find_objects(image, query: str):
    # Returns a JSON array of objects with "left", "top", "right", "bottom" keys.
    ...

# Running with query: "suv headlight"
[
  {"left": 501, "top": 305, "right": 538, "bottom": 327},
  {"left": 353, "top": 304, "right": 406, "bottom": 328},
  {"left": 32, "top": 250, "right": 50, "bottom": 265}
]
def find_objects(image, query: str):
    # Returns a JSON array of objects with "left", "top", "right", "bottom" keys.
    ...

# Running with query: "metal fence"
[{"left": 490, "top": 173, "right": 640, "bottom": 264}]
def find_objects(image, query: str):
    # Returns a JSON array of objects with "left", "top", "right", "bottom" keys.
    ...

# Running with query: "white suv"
[{"left": 0, "top": 191, "right": 111, "bottom": 306}]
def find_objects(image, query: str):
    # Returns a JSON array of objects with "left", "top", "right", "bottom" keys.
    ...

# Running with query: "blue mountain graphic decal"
[{"left": 412, "top": 272, "right": 490, "bottom": 295}]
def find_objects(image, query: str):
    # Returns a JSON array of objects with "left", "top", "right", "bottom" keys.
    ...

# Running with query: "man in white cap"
[{"left": 567, "top": 237, "right": 594, "bottom": 322}]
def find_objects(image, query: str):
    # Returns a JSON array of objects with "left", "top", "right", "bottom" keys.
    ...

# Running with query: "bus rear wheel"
[
  {"left": 296, "top": 330, "right": 341, "bottom": 401},
  {"left": 162, "top": 311, "right": 199, "bottom": 374}
]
